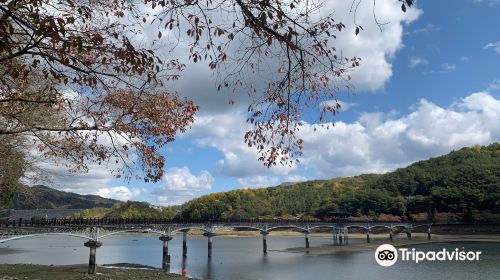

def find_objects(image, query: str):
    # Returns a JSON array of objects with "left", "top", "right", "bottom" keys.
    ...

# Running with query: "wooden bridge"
[{"left": 0, "top": 218, "right": 432, "bottom": 274}]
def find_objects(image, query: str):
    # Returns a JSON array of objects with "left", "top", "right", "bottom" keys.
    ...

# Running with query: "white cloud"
[
  {"left": 151, "top": 166, "right": 214, "bottom": 205},
  {"left": 484, "top": 41, "right": 500, "bottom": 54},
  {"left": 317, "top": 0, "right": 421, "bottom": 91},
  {"left": 409, "top": 57, "right": 429, "bottom": 68},
  {"left": 237, "top": 175, "right": 307, "bottom": 189},
  {"left": 28, "top": 159, "right": 118, "bottom": 195},
  {"left": 96, "top": 186, "right": 142, "bottom": 201},
  {"left": 285, "top": 175, "right": 308, "bottom": 183},
  {"left": 185, "top": 90, "right": 499, "bottom": 187},
  {"left": 165, "top": 0, "right": 422, "bottom": 116},
  {"left": 460, "top": 56, "right": 470, "bottom": 62},
  {"left": 320, "top": 100, "right": 358, "bottom": 112},
  {"left": 338, "top": 101, "right": 358, "bottom": 111},
  {"left": 24, "top": 130, "right": 136, "bottom": 195},
  {"left": 406, "top": 23, "right": 441, "bottom": 36},
  {"left": 182, "top": 111, "right": 310, "bottom": 190},
  {"left": 423, "top": 62, "right": 458, "bottom": 75},
  {"left": 474, "top": 0, "right": 500, "bottom": 5},
  {"left": 298, "top": 92, "right": 500, "bottom": 178},
  {"left": 488, "top": 79, "right": 500, "bottom": 91},
  {"left": 442, "top": 63, "right": 457, "bottom": 71},
  {"left": 185, "top": 113, "right": 298, "bottom": 179}
]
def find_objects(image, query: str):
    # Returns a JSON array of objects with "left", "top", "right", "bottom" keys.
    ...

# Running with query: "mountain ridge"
[
  {"left": 8, "top": 185, "right": 122, "bottom": 210},
  {"left": 6, "top": 143, "right": 500, "bottom": 224}
]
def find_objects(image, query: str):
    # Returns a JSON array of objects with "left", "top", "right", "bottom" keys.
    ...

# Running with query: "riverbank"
[
  {"left": 285, "top": 233, "right": 500, "bottom": 255},
  {"left": 117, "top": 229, "right": 500, "bottom": 239},
  {"left": 175, "top": 230, "right": 336, "bottom": 237},
  {"left": 0, "top": 264, "right": 191, "bottom": 280}
]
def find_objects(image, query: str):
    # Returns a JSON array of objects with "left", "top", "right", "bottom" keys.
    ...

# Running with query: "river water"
[{"left": 1, "top": 235, "right": 500, "bottom": 280}]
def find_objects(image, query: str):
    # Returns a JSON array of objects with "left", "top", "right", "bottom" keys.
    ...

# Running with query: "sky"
[{"left": 41, "top": 0, "right": 500, "bottom": 205}]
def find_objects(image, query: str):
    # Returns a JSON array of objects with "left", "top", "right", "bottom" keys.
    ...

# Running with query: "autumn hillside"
[
  {"left": 6, "top": 143, "right": 500, "bottom": 224},
  {"left": 178, "top": 143, "right": 500, "bottom": 223}
]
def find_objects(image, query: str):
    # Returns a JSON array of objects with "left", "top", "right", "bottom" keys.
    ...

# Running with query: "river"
[{"left": 1, "top": 235, "right": 500, "bottom": 279}]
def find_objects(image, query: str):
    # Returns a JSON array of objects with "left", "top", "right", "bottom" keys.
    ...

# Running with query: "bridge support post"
[
  {"left": 204, "top": 232, "right": 215, "bottom": 258},
  {"left": 333, "top": 229, "right": 337, "bottom": 245},
  {"left": 345, "top": 228, "right": 349, "bottom": 245},
  {"left": 84, "top": 240, "right": 102, "bottom": 274},
  {"left": 208, "top": 235, "right": 213, "bottom": 258},
  {"left": 366, "top": 230, "right": 370, "bottom": 243},
  {"left": 182, "top": 230, "right": 188, "bottom": 257},
  {"left": 262, "top": 232, "right": 268, "bottom": 254},
  {"left": 304, "top": 232, "right": 310, "bottom": 249},
  {"left": 159, "top": 235, "right": 173, "bottom": 270},
  {"left": 427, "top": 227, "right": 431, "bottom": 240},
  {"left": 389, "top": 230, "right": 393, "bottom": 242},
  {"left": 406, "top": 230, "right": 412, "bottom": 240},
  {"left": 338, "top": 229, "right": 343, "bottom": 245}
]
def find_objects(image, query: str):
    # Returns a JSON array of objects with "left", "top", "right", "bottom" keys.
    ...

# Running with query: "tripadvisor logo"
[
  {"left": 375, "top": 244, "right": 482, "bottom": 267},
  {"left": 375, "top": 244, "right": 398, "bottom": 267}
]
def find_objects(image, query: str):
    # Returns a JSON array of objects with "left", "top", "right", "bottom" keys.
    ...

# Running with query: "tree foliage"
[
  {"left": 0, "top": 0, "right": 413, "bottom": 196},
  {"left": 1, "top": 0, "right": 198, "bottom": 184},
  {"left": 178, "top": 143, "right": 500, "bottom": 222},
  {"left": 0, "top": 136, "right": 27, "bottom": 205}
]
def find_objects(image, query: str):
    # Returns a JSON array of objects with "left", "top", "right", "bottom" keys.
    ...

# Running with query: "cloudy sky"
[{"left": 44, "top": 0, "right": 500, "bottom": 205}]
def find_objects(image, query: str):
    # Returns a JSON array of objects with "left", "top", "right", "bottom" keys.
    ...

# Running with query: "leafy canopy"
[{"left": 0, "top": 0, "right": 413, "bottom": 188}]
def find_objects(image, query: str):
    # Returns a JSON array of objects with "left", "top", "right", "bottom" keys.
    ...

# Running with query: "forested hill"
[
  {"left": 179, "top": 143, "right": 500, "bottom": 222},
  {"left": 8, "top": 185, "right": 121, "bottom": 209},
  {"left": 7, "top": 143, "right": 500, "bottom": 224}
]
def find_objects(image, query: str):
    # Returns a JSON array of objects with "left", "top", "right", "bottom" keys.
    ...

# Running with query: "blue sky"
[{"left": 48, "top": 0, "right": 500, "bottom": 205}]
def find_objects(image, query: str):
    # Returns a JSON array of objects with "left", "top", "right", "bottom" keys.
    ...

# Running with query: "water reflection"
[
  {"left": 202, "top": 257, "right": 213, "bottom": 279},
  {"left": 1, "top": 235, "right": 500, "bottom": 280}
]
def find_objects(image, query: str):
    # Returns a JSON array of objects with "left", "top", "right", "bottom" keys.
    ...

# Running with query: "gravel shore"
[{"left": 0, "top": 264, "right": 192, "bottom": 280}]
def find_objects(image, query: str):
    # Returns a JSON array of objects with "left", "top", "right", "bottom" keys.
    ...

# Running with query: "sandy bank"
[{"left": 285, "top": 233, "right": 500, "bottom": 255}]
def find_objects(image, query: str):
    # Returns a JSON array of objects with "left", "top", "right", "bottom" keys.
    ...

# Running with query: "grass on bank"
[{"left": 0, "top": 264, "right": 189, "bottom": 280}]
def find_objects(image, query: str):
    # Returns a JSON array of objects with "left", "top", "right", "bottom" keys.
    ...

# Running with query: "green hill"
[
  {"left": 8, "top": 185, "right": 122, "bottom": 209},
  {"left": 178, "top": 143, "right": 500, "bottom": 222},
  {"left": 7, "top": 143, "right": 500, "bottom": 224}
]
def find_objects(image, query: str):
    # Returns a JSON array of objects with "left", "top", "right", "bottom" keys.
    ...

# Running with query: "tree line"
[{"left": 82, "top": 143, "right": 499, "bottom": 223}]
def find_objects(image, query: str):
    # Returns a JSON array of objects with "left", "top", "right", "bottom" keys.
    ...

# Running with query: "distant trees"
[
  {"left": 178, "top": 143, "right": 500, "bottom": 222},
  {"left": 54, "top": 143, "right": 500, "bottom": 223},
  {"left": 102, "top": 201, "right": 181, "bottom": 219}
]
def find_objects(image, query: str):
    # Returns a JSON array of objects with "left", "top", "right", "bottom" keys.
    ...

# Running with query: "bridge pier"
[
  {"left": 389, "top": 230, "right": 393, "bottom": 242},
  {"left": 84, "top": 240, "right": 102, "bottom": 274},
  {"left": 208, "top": 235, "right": 213, "bottom": 258},
  {"left": 304, "top": 232, "right": 310, "bottom": 248},
  {"left": 340, "top": 228, "right": 349, "bottom": 245},
  {"left": 332, "top": 229, "right": 337, "bottom": 245},
  {"left": 182, "top": 230, "right": 188, "bottom": 257},
  {"left": 366, "top": 229, "right": 370, "bottom": 243},
  {"left": 181, "top": 255, "right": 188, "bottom": 277},
  {"left": 159, "top": 235, "right": 173, "bottom": 270},
  {"left": 428, "top": 227, "right": 431, "bottom": 240},
  {"left": 406, "top": 230, "right": 412, "bottom": 240},
  {"left": 204, "top": 232, "right": 216, "bottom": 258},
  {"left": 262, "top": 232, "right": 268, "bottom": 254}
]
